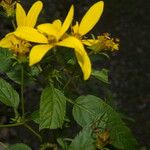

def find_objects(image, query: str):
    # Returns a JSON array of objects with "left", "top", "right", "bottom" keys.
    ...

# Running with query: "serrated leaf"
[
  {"left": 40, "top": 86, "right": 66, "bottom": 129},
  {"left": 73, "top": 95, "right": 137, "bottom": 150},
  {"left": 30, "top": 110, "right": 40, "bottom": 124},
  {"left": 6, "top": 64, "right": 22, "bottom": 84},
  {"left": 6, "top": 64, "right": 41, "bottom": 84},
  {"left": 0, "top": 78, "right": 19, "bottom": 108},
  {"left": 92, "top": 69, "right": 109, "bottom": 84},
  {"left": 0, "top": 48, "right": 13, "bottom": 72},
  {"left": 69, "top": 127, "right": 95, "bottom": 150},
  {"left": 7, "top": 143, "right": 32, "bottom": 150}
]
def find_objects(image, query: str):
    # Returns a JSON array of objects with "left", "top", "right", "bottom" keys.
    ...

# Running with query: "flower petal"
[
  {"left": 0, "top": 33, "right": 13, "bottom": 48},
  {"left": 79, "top": 1, "right": 104, "bottom": 36},
  {"left": 26, "top": 1, "right": 43, "bottom": 27},
  {"left": 75, "top": 49, "right": 91, "bottom": 80},
  {"left": 82, "top": 39, "right": 98, "bottom": 46},
  {"left": 37, "top": 23, "right": 58, "bottom": 37},
  {"left": 57, "top": 36, "right": 81, "bottom": 54},
  {"left": 58, "top": 5, "right": 74, "bottom": 39},
  {"left": 29, "top": 44, "right": 53, "bottom": 66},
  {"left": 16, "top": 3, "right": 27, "bottom": 26},
  {"left": 72, "top": 21, "right": 79, "bottom": 34},
  {"left": 52, "top": 19, "right": 62, "bottom": 31},
  {"left": 14, "top": 26, "right": 48, "bottom": 43},
  {"left": 57, "top": 36, "right": 91, "bottom": 80}
]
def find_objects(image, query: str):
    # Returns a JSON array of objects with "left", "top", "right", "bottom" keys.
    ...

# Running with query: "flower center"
[
  {"left": 47, "top": 35, "right": 57, "bottom": 44},
  {"left": 10, "top": 35, "right": 31, "bottom": 55}
]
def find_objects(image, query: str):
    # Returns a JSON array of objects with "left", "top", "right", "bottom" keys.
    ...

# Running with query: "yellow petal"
[
  {"left": 37, "top": 23, "right": 58, "bottom": 37},
  {"left": 0, "top": 34, "right": 12, "bottom": 48},
  {"left": 16, "top": 3, "right": 27, "bottom": 26},
  {"left": 57, "top": 36, "right": 91, "bottom": 80},
  {"left": 75, "top": 49, "right": 91, "bottom": 80},
  {"left": 72, "top": 21, "right": 79, "bottom": 34},
  {"left": 58, "top": 5, "right": 74, "bottom": 39},
  {"left": 79, "top": 1, "right": 104, "bottom": 36},
  {"left": 57, "top": 36, "right": 84, "bottom": 56},
  {"left": 29, "top": 44, "right": 53, "bottom": 66},
  {"left": 52, "top": 19, "right": 62, "bottom": 31},
  {"left": 26, "top": 1, "right": 43, "bottom": 27},
  {"left": 82, "top": 39, "right": 98, "bottom": 46},
  {"left": 14, "top": 26, "right": 48, "bottom": 43}
]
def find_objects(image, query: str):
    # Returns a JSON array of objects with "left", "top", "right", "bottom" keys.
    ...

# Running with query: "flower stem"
[
  {"left": 24, "top": 124, "right": 42, "bottom": 142},
  {"left": 0, "top": 122, "right": 24, "bottom": 128},
  {"left": 11, "top": 19, "right": 16, "bottom": 29},
  {"left": 0, "top": 141, "right": 7, "bottom": 149},
  {"left": 21, "top": 65, "right": 25, "bottom": 119}
]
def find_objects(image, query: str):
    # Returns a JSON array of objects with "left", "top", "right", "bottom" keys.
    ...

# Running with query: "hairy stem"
[
  {"left": 21, "top": 65, "right": 25, "bottom": 119},
  {"left": 24, "top": 124, "right": 42, "bottom": 142}
]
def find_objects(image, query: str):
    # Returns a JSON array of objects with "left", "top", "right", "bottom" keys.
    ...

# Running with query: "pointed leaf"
[
  {"left": 92, "top": 69, "right": 109, "bottom": 84},
  {"left": 0, "top": 48, "right": 13, "bottom": 72},
  {"left": 69, "top": 127, "right": 95, "bottom": 150},
  {"left": 7, "top": 143, "right": 32, "bottom": 150},
  {"left": 30, "top": 110, "right": 40, "bottom": 124},
  {"left": 40, "top": 86, "right": 66, "bottom": 129},
  {"left": 73, "top": 95, "right": 137, "bottom": 150},
  {"left": 0, "top": 78, "right": 19, "bottom": 108}
]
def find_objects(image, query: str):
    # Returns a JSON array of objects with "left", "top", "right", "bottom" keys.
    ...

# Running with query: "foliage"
[{"left": 0, "top": 1, "right": 138, "bottom": 150}]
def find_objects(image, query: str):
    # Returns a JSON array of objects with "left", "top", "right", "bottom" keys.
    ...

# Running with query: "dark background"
[{"left": 0, "top": 0, "right": 150, "bottom": 149}]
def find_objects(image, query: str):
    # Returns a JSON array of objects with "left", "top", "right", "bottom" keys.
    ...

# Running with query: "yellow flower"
[
  {"left": 0, "top": 1, "right": 43, "bottom": 55},
  {"left": 14, "top": 5, "right": 91, "bottom": 80},
  {"left": 0, "top": 33, "right": 31, "bottom": 54},
  {"left": 16, "top": 0, "right": 43, "bottom": 27},
  {"left": 72, "top": 1, "right": 104, "bottom": 41}
]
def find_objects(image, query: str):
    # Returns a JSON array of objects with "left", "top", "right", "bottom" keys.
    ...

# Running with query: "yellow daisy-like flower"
[
  {"left": 14, "top": 5, "right": 91, "bottom": 80},
  {"left": 72, "top": 1, "right": 104, "bottom": 42},
  {"left": 0, "top": 1, "right": 43, "bottom": 55}
]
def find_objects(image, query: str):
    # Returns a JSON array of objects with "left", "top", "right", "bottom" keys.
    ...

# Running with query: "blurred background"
[{"left": 0, "top": 0, "right": 149, "bottom": 149}]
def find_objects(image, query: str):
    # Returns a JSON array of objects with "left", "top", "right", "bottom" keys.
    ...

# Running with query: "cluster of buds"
[
  {"left": 0, "top": 0, "right": 19, "bottom": 17},
  {"left": 88, "top": 33, "right": 119, "bottom": 54}
]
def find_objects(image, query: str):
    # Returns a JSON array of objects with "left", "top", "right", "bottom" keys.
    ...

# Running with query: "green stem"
[
  {"left": 0, "top": 141, "right": 7, "bottom": 149},
  {"left": 11, "top": 19, "right": 16, "bottom": 29},
  {"left": 63, "top": 76, "right": 73, "bottom": 90},
  {"left": 0, "top": 122, "right": 24, "bottom": 128},
  {"left": 21, "top": 65, "right": 25, "bottom": 119},
  {"left": 24, "top": 124, "right": 42, "bottom": 142}
]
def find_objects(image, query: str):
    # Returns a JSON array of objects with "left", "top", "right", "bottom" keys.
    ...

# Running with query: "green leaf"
[
  {"left": 30, "top": 110, "right": 40, "bottom": 124},
  {"left": 68, "top": 127, "right": 95, "bottom": 150},
  {"left": 73, "top": 95, "right": 137, "bottom": 150},
  {"left": 40, "top": 86, "right": 66, "bottom": 129},
  {"left": 6, "top": 143, "right": 32, "bottom": 150},
  {"left": 92, "top": 69, "right": 109, "bottom": 84},
  {"left": 0, "top": 78, "right": 19, "bottom": 108},
  {"left": 0, "top": 48, "right": 13, "bottom": 72},
  {"left": 6, "top": 64, "right": 22, "bottom": 84},
  {"left": 57, "top": 138, "right": 68, "bottom": 150},
  {"left": 6, "top": 64, "right": 41, "bottom": 84}
]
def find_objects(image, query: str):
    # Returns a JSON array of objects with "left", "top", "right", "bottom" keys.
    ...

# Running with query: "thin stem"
[
  {"left": 0, "top": 122, "right": 24, "bottom": 128},
  {"left": 63, "top": 76, "right": 73, "bottom": 90},
  {"left": 0, "top": 141, "right": 7, "bottom": 149},
  {"left": 11, "top": 19, "right": 16, "bottom": 29},
  {"left": 21, "top": 65, "right": 25, "bottom": 119},
  {"left": 24, "top": 124, "right": 42, "bottom": 142}
]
